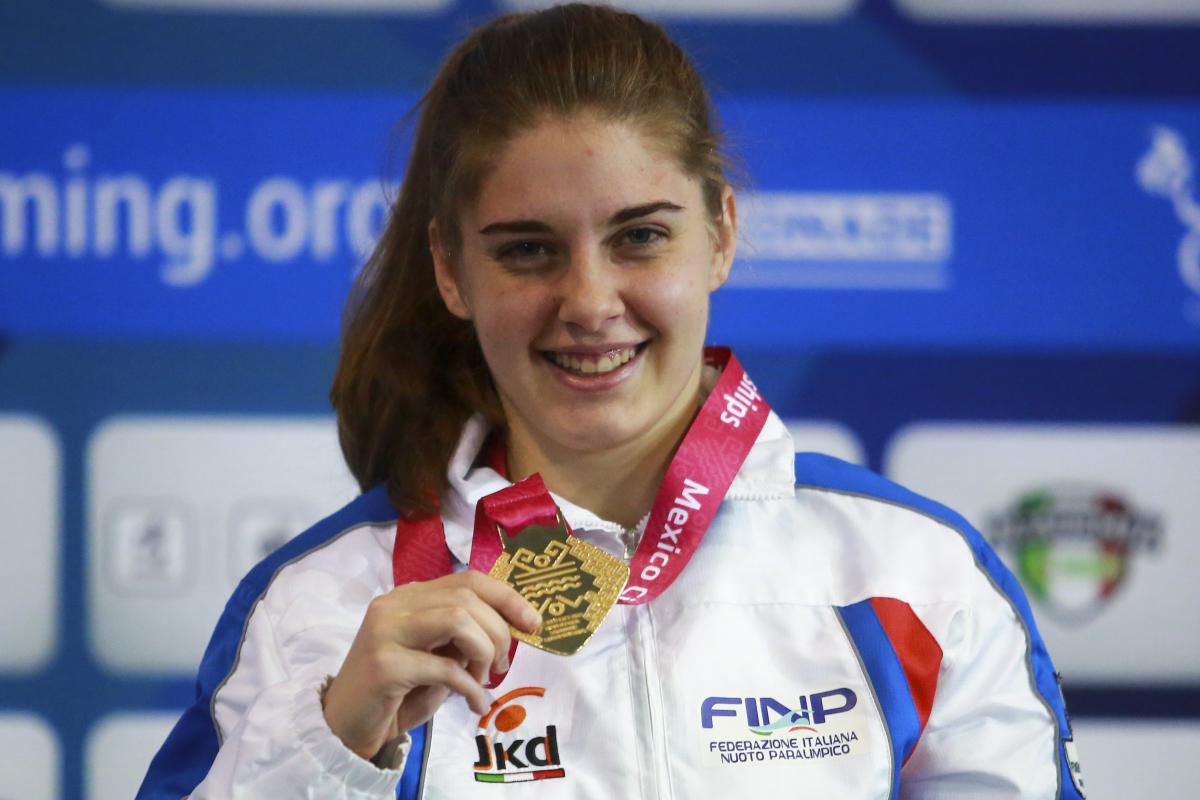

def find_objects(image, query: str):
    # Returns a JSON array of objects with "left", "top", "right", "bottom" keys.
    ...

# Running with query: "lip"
[{"left": 539, "top": 342, "right": 646, "bottom": 393}]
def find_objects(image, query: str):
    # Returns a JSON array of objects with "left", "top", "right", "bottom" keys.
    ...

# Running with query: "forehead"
[{"left": 468, "top": 113, "right": 700, "bottom": 225}]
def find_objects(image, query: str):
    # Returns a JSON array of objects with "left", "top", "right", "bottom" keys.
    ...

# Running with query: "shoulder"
[
  {"left": 215, "top": 486, "right": 400, "bottom": 654},
  {"left": 792, "top": 450, "right": 972, "bottom": 534},
  {"left": 788, "top": 452, "right": 1021, "bottom": 605},
  {"left": 239, "top": 485, "right": 399, "bottom": 598}
]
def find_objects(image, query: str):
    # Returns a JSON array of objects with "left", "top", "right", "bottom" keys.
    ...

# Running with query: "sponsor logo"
[
  {"left": 472, "top": 687, "right": 565, "bottom": 784},
  {"left": 986, "top": 485, "right": 1162, "bottom": 623},
  {"left": 104, "top": 500, "right": 192, "bottom": 595},
  {"left": 699, "top": 690, "right": 866, "bottom": 766},
  {"left": 734, "top": 192, "right": 952, "bottom": 289},
  {"left": 1136, "top": 126, "right": 1200, "bottom": 299}
]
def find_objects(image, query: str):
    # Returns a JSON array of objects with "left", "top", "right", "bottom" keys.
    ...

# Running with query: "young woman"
[{"left": 139, "top": 5, "right": 1084, "bottom": 798}]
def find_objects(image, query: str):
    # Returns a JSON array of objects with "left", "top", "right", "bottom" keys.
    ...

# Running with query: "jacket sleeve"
[
  {"left": 803, "top": 453, "right": 1086, "bottom": 798},
  {"left": 900, "top": 532, "right": 1086, "bottom": 800},
  {"left": 136, "top": 569, "right": 410, "bottom": 798}
]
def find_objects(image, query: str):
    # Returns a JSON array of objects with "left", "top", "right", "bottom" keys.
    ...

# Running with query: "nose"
[{"left": 556, "top": 249, "right": 625, "bottom": 334}]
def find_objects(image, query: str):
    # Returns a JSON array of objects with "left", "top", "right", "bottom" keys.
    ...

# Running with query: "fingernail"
[
  {"left": 496, "top": 654, "right": 509, "bottom": 674},
  {"left": 484, "top": 690, "right": 497, "bottom": 709},
  {"left": 522, "top": 605, "right": 542, "bottom": 631}
]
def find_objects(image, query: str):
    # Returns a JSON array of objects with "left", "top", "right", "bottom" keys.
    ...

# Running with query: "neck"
[{"left": 505, "top": 368, "right": 705, "bottom": 529}]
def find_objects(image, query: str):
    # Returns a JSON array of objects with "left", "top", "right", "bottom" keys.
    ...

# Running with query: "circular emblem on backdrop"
[{"left": 986, "top": 485, "right": 1162, "bottom": 624}]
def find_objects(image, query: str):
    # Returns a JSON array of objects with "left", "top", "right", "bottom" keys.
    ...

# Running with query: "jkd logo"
[
  {"left": 1137, "top": 126, "right": 1200, "bottom": 297},
  {"left": 472, "top": 687, "right": 565, "bottom": 784},
  {"left": 987, "top": 485, "right": 1161, "bottom": 624}
]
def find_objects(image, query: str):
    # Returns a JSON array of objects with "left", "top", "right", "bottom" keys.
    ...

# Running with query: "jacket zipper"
[{"left": 637, "top": 605, "right": 673, "bottom": 799}]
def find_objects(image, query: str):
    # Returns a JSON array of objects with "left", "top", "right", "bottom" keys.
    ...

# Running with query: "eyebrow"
[{"left": 478, "top": 201, "right": 684, "bottom": 235}]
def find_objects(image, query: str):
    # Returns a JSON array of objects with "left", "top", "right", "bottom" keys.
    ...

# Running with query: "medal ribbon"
[
  {"left": 467, "top": 472, "right": 560, "bottom": 573},
  {"left": 615, "top": 347, "right": 767, "bottom": 603}
]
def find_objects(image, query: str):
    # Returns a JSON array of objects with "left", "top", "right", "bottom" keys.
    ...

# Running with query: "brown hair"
[{"left": 330, "top": 3, "right": 729, "bottom": 516}]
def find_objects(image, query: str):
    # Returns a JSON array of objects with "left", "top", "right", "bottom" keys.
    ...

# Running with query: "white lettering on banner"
[
  {"left": 0, "top": 143, "right": 392, "bottom": 288},
  {"left": 102, "top": 0, "right": 452, "bottom": 13},
  {"left": 897, "top": 0, "right": 1200, "bottom": 24},
  {"left": 1137, "top": 126, "right": 1200, "bottom": 303},
  {"left": 732, "top": 192, "right": 952, "bottom": 290},
  {"left": 156, "top": 177, "right": 217, "bottom": 286},
  {"left": 741, "top": 192, "right": 951, "bottom": 262},
  {"left": 499, "top": 0, "right": 859, "bottom": 20}
]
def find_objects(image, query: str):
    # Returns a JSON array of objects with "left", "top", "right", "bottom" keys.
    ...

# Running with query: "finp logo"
[
  {"left": 472, "top": 687, "right": 565, "bottom": 784},
  {"left": 701, "top": 690, "right": 856, "bottom": 735},
  {"left": 700, "top": 690, "right": 866, "bottom": 767},
  {"left": 1137, "top": 126, "right": 1200, "bottom": 297}
]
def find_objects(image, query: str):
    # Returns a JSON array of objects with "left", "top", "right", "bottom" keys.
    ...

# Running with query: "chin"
[{"left": 538, "top": 409, "right": 648, "bottom": 456}]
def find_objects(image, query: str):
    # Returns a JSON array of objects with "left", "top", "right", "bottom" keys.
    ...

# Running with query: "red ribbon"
[
  {"left": 468, "top": 473, "right": 559, "bottom": 573},
  {"left": 618, "top": 348, "right": 767, "bottom": 603}
]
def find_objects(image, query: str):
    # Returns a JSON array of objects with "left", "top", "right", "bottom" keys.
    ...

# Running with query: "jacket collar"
[{"left": 440, "top": 407, "right": 796, "bottom": 567}]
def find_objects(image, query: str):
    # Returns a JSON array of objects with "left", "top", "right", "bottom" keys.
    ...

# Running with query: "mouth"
[{"left": 541, "top": 343, "right": 646, "bottom": 377}]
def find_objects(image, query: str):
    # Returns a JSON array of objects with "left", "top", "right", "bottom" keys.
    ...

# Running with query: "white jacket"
[{"left": 138, "top": 411, "right": 1086, "bottom": 799}]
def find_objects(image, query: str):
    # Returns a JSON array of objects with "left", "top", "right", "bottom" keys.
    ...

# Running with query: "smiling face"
[{"left": 432, "top": 112, "right": 736, "bottom": 464}]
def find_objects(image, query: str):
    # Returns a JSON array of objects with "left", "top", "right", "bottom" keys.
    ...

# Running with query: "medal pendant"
[{"left": 488, "top": 512, "right": 629, "bottom": 656}]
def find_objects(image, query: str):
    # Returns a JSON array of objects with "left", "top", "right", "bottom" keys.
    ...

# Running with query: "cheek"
[
  {"left": 473, "top": 285, "right": 553, "bottom": 356},
  {"left": 657, "top": 250, "right": 714, "bottom": 323},
  {"left": 633, "top": 270, "right": 710, "bottom": 340}
]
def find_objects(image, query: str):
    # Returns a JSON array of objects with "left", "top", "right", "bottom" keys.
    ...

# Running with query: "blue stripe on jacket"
[
  {"left": 836, "top": 599, "right": 921, "bottom": 800},
  {"left": 136, "top": 485, "right": 430, "bottom": 799},
  {"left": 795, "top": 452, "right": 1084, "bottom": 800}
]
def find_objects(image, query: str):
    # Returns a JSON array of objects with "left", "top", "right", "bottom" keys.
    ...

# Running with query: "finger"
[
  {"left": 398, "top": 585, "right": 512, "bottom": 666},
  {"left": 392, "top": 576, "right": 533, "bottom": 672},
  {"left": 399, "top": 571, "right": 540, "bottom": 633},
  {"left": 395, "top": 684, "right": 452, "bottom": 732},
  {"left": 459, "top": 570, "right": 543, "bottom": 633},
  {"left": 395, "top": 607, "right": 496, "bottom": 678},
  {"left": 399, "top": 650, "right": 493, "bottom": 716},
  {"left": 433, "top": 643, "right": 487, "bottom": 685},
  {"left": 440, "top": 587, "right": 516, "bottom": 674}
]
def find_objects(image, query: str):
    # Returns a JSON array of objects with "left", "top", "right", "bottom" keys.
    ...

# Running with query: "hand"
[{"left": 321, "top": 570, "right": 542, "bottom": 762}]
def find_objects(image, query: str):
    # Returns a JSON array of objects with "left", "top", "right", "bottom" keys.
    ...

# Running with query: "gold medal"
[{"left": 488, "top": 512, "right": 629, "bottom": 656}]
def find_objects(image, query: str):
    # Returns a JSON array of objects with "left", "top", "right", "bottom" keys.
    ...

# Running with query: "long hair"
[{"left": 330, "top": 3, "right": 729, "bottom": 516}]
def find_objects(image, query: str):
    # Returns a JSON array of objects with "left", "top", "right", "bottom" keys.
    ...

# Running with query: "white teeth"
[{"left": 548, "top": 347, "right": 638, "bottom": 375}]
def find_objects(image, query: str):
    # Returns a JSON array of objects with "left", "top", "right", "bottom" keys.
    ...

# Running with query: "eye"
[
  {"left": 619, "top": 226, "right": 666, "bottom": 248},
  {"left": 496, "top": 240, "right": 553, "bottom": 265}
]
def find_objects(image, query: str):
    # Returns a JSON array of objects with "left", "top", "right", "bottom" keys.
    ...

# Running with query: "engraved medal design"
[{"left": 488, "top": 513, "right": 629, "bottom": 656}]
